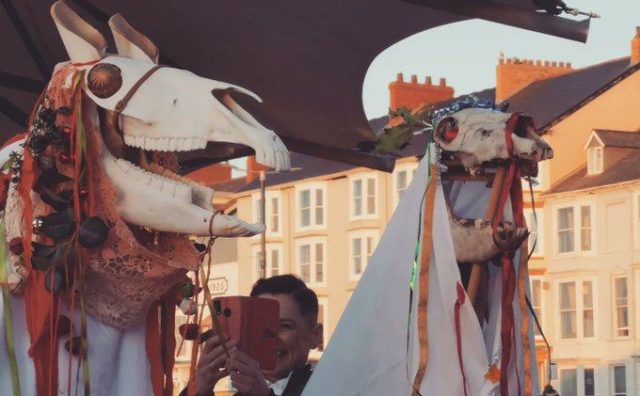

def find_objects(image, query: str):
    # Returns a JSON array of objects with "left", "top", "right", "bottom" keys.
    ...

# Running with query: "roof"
[
  {"left": 507, "top": 58, "right": 640, "bottom": 132},
  {"left": 592, "top": 129, "right": 640, "bottom": 149},
  {"left": 210, "top": 177, "right": 250, "bottom": 193},
  {"left": 547, "top": 148, "right": 640, "bottom": 194}
]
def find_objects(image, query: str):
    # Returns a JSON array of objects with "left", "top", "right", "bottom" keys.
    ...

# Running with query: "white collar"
[{"left": 267, "top": 372, "right": 293, "bottom": 396}]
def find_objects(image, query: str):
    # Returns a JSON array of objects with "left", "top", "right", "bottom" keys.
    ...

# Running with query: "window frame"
[
  {"left": 348, "top": 230, "right": 379, "bottom": 281},
  {"left": 612, "top": 276, "right": 630, "bottom": 339},
  {"left": 295, "top": 182, "right": 327, "bottom": 231},
  {"left": 633, "top": 191, "right": 640, "bottom": 248},
  {"left": 295, "top": 237, "right": 327, "bottom": 287},
  {"left": 530, "top": 276, "right": 544, "bottom": 338},
  {"left": 252, "top": 191, "right": 282, "bottom": 237},
  {"left": 587, "top": 146, "right": 603, "bottom": 175},
  {"left": 392, "top": 163, "right": 418, "bottom": 208},
  {"left": 555, "top": 278, "right": 598, "bottom": 342},
  {"left": 251, "top": 244, "right": 284, "bottom": 281},
  {"left": 174, "top": 311, "right": 193, "bottom": 362},
  {"left": 553, "top": 203, "right": 596, "bottom": 256},
  {"left": 309, "top": 296, "right": 328, "bottom": 360},
  {"left": 349, "top": 173, "right": 379, "bottom": 220},
  {"left": 611, "top": 364, "right": 627, "bottom": 396},
  {"left": 524, "top": 208, "right": 544, "bottom": 257}
]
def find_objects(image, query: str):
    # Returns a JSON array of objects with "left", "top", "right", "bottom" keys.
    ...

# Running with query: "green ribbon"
[{"left": 1, "top": 217, "right": 22, "bottom": 396}]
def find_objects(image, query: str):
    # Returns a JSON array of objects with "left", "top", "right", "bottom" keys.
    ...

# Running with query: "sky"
[{"left": 362, "top": 0, "right": 640, "bottom": 119}]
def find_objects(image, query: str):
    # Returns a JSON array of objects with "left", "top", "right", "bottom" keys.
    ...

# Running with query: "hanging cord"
[{"left": 524, "top": 176, "right": 553, "bottom": 389}]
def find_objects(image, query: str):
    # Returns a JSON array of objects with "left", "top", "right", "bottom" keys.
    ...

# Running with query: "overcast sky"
[{"left": 362, "top": 0, "right": 640, "bottom": 119}]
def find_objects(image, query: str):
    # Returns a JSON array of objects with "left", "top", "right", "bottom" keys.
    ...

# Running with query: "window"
[
  {"left": 560, "top": 369, "right": 577, "bottom": 396},
  {"left": 270, "top": 197, "right": 280, "bottom": 233},
  {"left": 635, "top": 194, "right": 640, "bottom": 246},
  {"left": 349, "top": 231, "right": 378, "bottom": 279},
  {"left": 316, "top": 298, "right": 327, "bottom": 352},
  {"left": 587, "top": 147, "right": 603, "bottom": 175},
  {"left": 175, "top": 313, "right": 193, "bottom": 362},
  {"left": 580, "top": 206, "right": 592, "bottom": 251},
  {"left": 612, "top": 365, "right": 627, "bottom": 396},
  {"left": 558, "top": 280, "right": 595, "bottom": 340},
  {"left": 524, "top": 209, "right": 543, "bottom": 256},
  {"left": 530, "top": 278, "right": 543, "bottom": 336},
  {"left": 582, "top": 281, "right": 594, "bottom": 338},
  {"left": 297, "top": 184, "right": 326, "bottom": 229},
  {"left": 252, "top": 245, "right": 283, "bottom": 279},
  {"left": 351, "top": 174, "right": 377, "bottom": 219},
  {"left": 555, "top": 204, "right": 594, "bottom": 254},
  {"left": 559, "top": 282, "right": 576, "bottom": 339},
  {"left": 613, "top": 277, "right": 629, "bottom": 337},
  {"left": 394, "top": 164, "right": 418, "bottom": 207},
  {"left": 296, "top": 238, "right": 326, "bottom": 285},
  {"left": 558, "top": 207, "right": 574, "bottom": 253},
  {"left": 584, "top": 368, "right": 595, "bottom": 396},
  {"left": 253, "top": 192, "right": 281, "bottom": 235}
]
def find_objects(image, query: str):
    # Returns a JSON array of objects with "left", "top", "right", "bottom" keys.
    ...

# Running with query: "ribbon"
[
  {"left": 1, "top": 217, "right": 21, "bottom": 396},
  {"left": 454, "top": 282, "right": 468, "bottom": 396},
  {"left": 410, "top": 165, "right": 436, "bottom": 396},
  {"left": 494, "top": 113, "right": 526, "bottom": 396}
]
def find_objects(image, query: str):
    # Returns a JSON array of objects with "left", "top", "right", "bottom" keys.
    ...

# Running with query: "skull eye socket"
[
  {"left": 87, "top": 63, "right": 123, "bottom": 99},
  {"left": 436, "top": 117, "right": 458, "bottom": 143},
  {"left": 514, "top": 114, "right": 534, "bottom": 138}
]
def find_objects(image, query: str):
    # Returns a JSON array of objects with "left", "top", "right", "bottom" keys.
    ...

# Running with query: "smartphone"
[{"left": 211, "top": 296, "right": 280, "bottom": 370}]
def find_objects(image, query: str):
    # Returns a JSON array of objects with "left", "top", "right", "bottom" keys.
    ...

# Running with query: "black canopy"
[{"left": 0, "top": 0, "right": 590, "bottom": 171}]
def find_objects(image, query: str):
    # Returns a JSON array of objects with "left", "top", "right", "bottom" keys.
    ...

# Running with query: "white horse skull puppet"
[
  {"left": 303, "top": 102, "right": 553, "bottom": 396},
  {"left": 0, "top": 2, "right": 290, "bottom": 395}
]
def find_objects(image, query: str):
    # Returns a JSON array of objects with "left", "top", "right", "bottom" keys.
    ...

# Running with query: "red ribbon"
[
  {"left": 454, "top": 282, "right": 469, "bottom": 396},
  {"left": 494, "top": 113, "right": 526, "bottom": 396}
]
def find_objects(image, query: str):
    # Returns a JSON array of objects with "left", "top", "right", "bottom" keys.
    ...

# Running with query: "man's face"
[{"left": 257, "top": 293, "right": 322, "bottom": 381}]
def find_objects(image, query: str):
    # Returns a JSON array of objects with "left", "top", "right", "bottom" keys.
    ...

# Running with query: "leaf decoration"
[
  {"left": 39, "top": 188, "right": 73, "bottom": 211},
  {"left": 44, "top": 265, "right": 71, "bottom": 294},
  {"left": 31, "top": 242, "right": 67, "bottom": 271},
  {"left": 33, "top": 167, "right": 72, "bottom": 192},
  {"left": 78, "top": 217, "right": 109, "bottom": 248},
  {"left": 371, "top": 107, "right": 431, "bottom": 154},
  {"left": 41, "top": 209, "right": 76, "bottom": 241}
]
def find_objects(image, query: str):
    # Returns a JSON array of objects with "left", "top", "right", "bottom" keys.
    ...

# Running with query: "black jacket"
[{"left": 180, "top": 364, "right": 312, "bottom": 396}]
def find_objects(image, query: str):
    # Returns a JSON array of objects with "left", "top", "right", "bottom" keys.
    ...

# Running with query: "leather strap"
[{"left": 110, "top": 65, "right": 165, "bottom": 135}]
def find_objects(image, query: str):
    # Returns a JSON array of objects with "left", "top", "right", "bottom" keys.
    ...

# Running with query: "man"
[{"left": 186, "top": 275, "right": 323, "bottom": 396}]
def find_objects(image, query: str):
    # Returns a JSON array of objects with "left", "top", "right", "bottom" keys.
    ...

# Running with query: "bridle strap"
[{"left": 110, "top": 65, "right": 165, "bottom": 135}]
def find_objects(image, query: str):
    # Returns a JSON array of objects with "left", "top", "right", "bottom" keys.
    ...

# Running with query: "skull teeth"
[
  {"left": 114, "top": 158, "right": 191, "bottom": 203},
  {"left": 123, "top": 135, "right": 207, "bottom": 152}
]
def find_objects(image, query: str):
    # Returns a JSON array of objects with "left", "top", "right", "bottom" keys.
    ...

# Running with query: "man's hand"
[
  {"left": 194, "top": 335, "right": 238, "bottom": 396},
  {"left": 227, "top": 350, "right": 270, "bottom": 396}
]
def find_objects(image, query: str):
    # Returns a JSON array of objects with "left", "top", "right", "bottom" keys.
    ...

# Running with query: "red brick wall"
[
  {"left": 495, "top": 57, "right": 573, "bottom": 102},
  {"left": 632, "top": 27, "right": 640, "bottom": 65},
  {"left": 185, "top": 164, "right": 232, "bottom": 185},
  {"left": 246, "top": 156, "right": 269, "bottom": 183},
  {"left": 388, "top": 73, "right": 454, "bottom": 111}
]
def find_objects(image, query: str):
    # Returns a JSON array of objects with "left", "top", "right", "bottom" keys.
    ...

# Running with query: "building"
[{"left": 173, "top": 27, "right": 640, "bottom": 396}]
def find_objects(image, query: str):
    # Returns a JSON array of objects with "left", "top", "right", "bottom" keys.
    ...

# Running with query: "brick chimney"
[
  {"left": 632, "top": 27, "right": 640, "bottom": 65},
  {"left": 388, "top": 73, "right": 454, "bottom": 111},
  {"left": 496, "top": 56, "right": 573, "bottom": 102},
  {"left": 246, "top": 155, "right": 269, "bottom": 183},
  {"left": 185, "top": 163, "right": 232, "bottom": 185}
]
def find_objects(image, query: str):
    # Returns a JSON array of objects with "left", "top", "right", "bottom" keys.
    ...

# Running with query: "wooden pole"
[{"left": 466, "top": 166, "right": 508, "bottom": 306}]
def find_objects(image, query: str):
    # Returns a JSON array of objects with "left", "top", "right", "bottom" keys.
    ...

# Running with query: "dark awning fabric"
[{"left": 0, "top": 0, "right": 590, "bottom": 172}]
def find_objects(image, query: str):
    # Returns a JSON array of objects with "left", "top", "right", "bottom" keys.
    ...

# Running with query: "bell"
[{"left": 179, "top": 324, "right": 200, "bottom": 341}]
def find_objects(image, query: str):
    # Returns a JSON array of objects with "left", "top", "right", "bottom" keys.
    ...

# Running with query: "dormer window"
[{"left": 587, "top": 147, "right": 603, "bottom": 175}]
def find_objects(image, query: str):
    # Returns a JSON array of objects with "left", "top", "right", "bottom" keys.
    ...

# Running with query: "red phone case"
[{"left": 212, "top": 296, "right": 280, "bottom": 370}]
